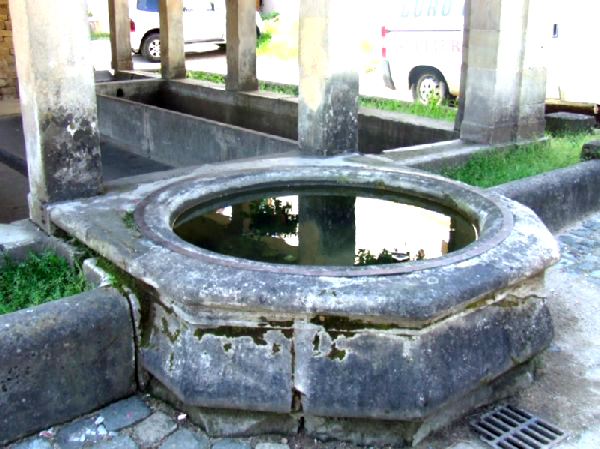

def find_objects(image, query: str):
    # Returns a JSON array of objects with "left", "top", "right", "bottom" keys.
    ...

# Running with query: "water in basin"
[{"left": 173, "top": 187, "right": 477, "bottom": 266}]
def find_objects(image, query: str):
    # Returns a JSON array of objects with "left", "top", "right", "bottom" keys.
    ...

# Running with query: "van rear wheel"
[
  {"left": 141, "top": 32, "right": 161, "bottom": 62},
  {"left": 412, "top": 72, "right": 447, "bottom": 106}
]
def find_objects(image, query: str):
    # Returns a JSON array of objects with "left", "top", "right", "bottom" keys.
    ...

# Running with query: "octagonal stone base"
[{"left": 48, "top": 157, "right": 559, "bottom": 447}]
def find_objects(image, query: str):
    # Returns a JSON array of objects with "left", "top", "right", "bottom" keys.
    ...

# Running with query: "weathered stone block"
[
  {"left": 0, "top": 289, "right": 136, "bottom": 445},
  {"left": 294, "top": 281, "right": 552, "bottom": 421},
  {"left": 158, "top": 429, "right": 209, "bottom": 449},
  {"left": 98, "top": 396, "right": 152, "bottom": 432},
  {"left": 141, "top": 303, "right": 293, "bottom": 413},
  {"left": 132, "top": 412, "right": 177, "bottom": 447},
  {"left": 150, "top": 379, "right": 298, "bottom": 437},
  {"left": 545, "top": 112, "right": 596, "bottom": 135},
  {"left": 581, "top": 140, "right": 600, "bottom": 160}
]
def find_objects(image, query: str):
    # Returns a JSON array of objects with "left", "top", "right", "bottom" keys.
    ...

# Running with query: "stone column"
[
  {"left": 298, "top": 0, "right": 359, "bottom": 156},
  {"left": 460, "top": 0, "right": 547, "bottom": 144},
  {"left": 10, "top": 0, "right": 102, "bottom": 230},
  {"left": 108, "top": 0, "right": 133, "bottom": 71},
  {"left": 159, "top": 0, "right": 186, "bottom": 79},
  {"left": 225, "top": 0, "right": 258, "bottom": 91}
]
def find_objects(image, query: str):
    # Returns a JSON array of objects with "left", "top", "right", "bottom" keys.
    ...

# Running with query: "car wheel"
[
  {"left": 412, "top": 71, "right": 447, "bottom": 105},
  {"left": 141, "top": 32, "right": 161, "bottom": 62}
]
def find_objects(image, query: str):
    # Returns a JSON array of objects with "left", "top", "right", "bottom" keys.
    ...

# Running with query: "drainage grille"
[{"left": 470, "top": 404, "right": 567, "bottom": 449}]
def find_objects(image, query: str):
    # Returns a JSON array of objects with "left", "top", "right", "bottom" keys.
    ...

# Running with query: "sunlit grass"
[
  {"left": 442, "top": 133, "right": 592, "bottom": 187},
  {"left": 0, "top": 251, "right": 90, "bottom": 315}
]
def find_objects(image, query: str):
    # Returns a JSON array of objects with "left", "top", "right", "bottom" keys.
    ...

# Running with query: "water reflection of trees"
[
  {"left": 243, "top": 199, "right": 298, "bottom": 237},
  {"left": 175, "top": 195, "right": 437, "bottom": 267}
]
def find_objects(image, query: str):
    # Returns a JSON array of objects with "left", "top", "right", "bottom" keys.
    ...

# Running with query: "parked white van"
[
  {"left": 381, "top": 0, "right": 464, "bottom": 104},
  {"left": 129, "top": 0, "right": 264, "bottom": 62},
  {"left": 381, "top": 0, "right": 600, "bottom": 112}
]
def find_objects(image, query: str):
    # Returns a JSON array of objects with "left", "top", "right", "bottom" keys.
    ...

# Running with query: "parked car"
[{"left": 129, "top": 0, "right": 263, "bottom": 62}]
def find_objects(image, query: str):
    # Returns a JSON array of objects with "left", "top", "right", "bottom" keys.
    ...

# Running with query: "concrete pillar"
[
  {"left": 108, "top": 0, "right": 133, "bottom": 71},
  {"left": 298, "top": 0, "right": 359, "bottom": 156},
  {"left": 453, "top": 0, "right": 471, "bottom": 133},
  {"left": 159, "top": 0, "right": 186, "bottom": 79},
  {"left": 225, "top": 0, "right": 258, "bottom": 91},
  {"left": 460, "top": 0, "right": 547, "bottom": 144},
  {"left": 10, "top": 0, "right": 102, "bottom": 229}
]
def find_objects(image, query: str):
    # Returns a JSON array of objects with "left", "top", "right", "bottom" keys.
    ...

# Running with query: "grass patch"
[
  {"left": 442, "top": 133, "right": 592, "bottom": 188},
  {"left": 360, "top": 96, "right": 456, "bottom": 122},
  {"left": 186, "top": 70, "right": 454, "bottom": 121},
  {"left": 258, "top": 80, "right": 298, "bottom": 96},
  {"left": 0, "top": 250, "right": 90, "bottom": 315},
  {"left": 188, "top": 71, "right": 226, "bottom": 84},
  {"left": 91, "top": 31, "right": 110, "bottom": 40}
]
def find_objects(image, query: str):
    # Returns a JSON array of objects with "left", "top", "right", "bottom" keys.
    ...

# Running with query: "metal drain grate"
[{"left": 470, "top": 404, "right": 567, "bottom": 449}]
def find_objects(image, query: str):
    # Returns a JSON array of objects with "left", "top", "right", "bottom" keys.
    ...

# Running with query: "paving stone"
[
  {"left": 211, "top": 441, "right": 252, "bottom": 449},
  {"left": 99, "top": 396, "right": 152, "bottom": 432},
  {"left": 559, "top": 235, "right": 583, "bottom": 247},
  {"left": 158, "top": 429, "right": 209, "bottom": 449},
  {"left": 55, "top": 418, "right": 105, "bottom": 449},
  {"left": 255, "top": 444, "right": 290, "bottom": 449},
  {"left": 132, "top": 412, "right": 177, "bottom": 447},
  {"left": 11, "top": 438, "right": 53, "bottom": 449},
  {"left": 577, "top": 262, "right": 596, "bottom": 272},
  {"left": 88, "top": 435, "right": 138, "bottom": 449}
]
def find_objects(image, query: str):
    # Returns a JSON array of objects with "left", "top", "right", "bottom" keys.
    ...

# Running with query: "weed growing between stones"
[{"left": 0, "top": 250, "right": 90, "bottom": 315}]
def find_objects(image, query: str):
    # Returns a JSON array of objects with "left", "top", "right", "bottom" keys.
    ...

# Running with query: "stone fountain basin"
[{"left": 49, "top": 156, "right": 559, "bottom": 441}]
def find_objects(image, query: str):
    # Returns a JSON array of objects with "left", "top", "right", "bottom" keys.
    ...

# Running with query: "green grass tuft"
[
  {"left": 257, "top": 30, "right": 273, "bottom": 50},
  {"left": 0, "top": 251, "right": 90, "bottom": 315},
  {"left": 360, "top": 96, "right": 456, "bottom": 122},
  {"left": 91, "top": 31, "right": 110, "bottom": 40},
  {"left": 186, "top": 70, "right": 455, "bottom": 121},
  {"left": 187, "top": 70, "right": 226, "bottom": 84},
  {"left": 442, "top": 133, "right": 592, "bottom": 188}
]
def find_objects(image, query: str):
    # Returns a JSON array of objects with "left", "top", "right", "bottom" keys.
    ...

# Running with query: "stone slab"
[
  {"left": 545, "top": 112, "right": 596, "bottom": 135},
  {"left": 55, "top": 418, "right": 105, "bottom": 449},
  {"left": 491, "top": 160, "right": 600, "bottom": 233},
  {"left": 581, "top": 140, "right": 600, "bottom": 160},
  {"left": 11, "top": 439, "right": 53, "bottom": 449},
  {"left": 131, "top": 412, "right": 177, "bottom": 447},
  {"left": 97, "top": 396, "right": 152, "bottom": 432},
  {"left": 142, "top": 302, "right": 293, "bottom": 413},
  {"left": 211, "top": 441, "right": 252, "bottom": 449},
  {"left": 150, "top": 379, "right": 299, "bottom": 438},
  {"left": 0, "top": 289, "right": 136, "bottom": 445},
  {"left": 88, "top": 435, "right": 138, "bottom": 449},
  {"left": 255, "top": 444, "right": 290, "bottom": 449},
  {"left": 158, "top": 429, "right": 210, "bottom": 449}
]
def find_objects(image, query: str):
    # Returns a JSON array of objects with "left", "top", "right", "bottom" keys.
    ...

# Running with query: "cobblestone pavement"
[
  {"left": 5, "top": 213, "right": 600, "bottom": 449},
  {"left": 555, "top": 213, "right": 600, "bottom": 283}
]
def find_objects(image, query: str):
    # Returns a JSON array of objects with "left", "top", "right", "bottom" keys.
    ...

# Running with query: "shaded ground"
[{"left": 0, "top": 115, "right": 171, "bottom": 224}]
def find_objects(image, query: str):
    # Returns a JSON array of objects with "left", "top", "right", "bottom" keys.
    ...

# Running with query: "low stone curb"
[
  {"left": 0, "top": 288, "right": 137, "bottom": 445},
  {"left": 490, "top": 159, "right": 600, "bottom": 233}
]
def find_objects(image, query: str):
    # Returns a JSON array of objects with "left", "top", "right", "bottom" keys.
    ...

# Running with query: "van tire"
[
  {"left": 141, "top": 32, "right": 161, "bottom": 62},
  {"left": 412, "top": 71, "right": 447, "bottom": 105}
]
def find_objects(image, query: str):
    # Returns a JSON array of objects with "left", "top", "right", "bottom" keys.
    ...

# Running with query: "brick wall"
[{"left": 0, "top": 0, "right": 18, "bottom": 99}]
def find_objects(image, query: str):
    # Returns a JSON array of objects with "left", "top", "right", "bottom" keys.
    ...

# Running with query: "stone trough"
[
  {"left": 49, "top": 155, "right": 559, "bottom": 446},
  {"left": 95, "top": 79, "right": 457, "bottom": 168}
]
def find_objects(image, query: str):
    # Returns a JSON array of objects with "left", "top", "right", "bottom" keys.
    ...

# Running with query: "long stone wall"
[{"left": 0, "top": 0, "right": 17, "bottom": 99}]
